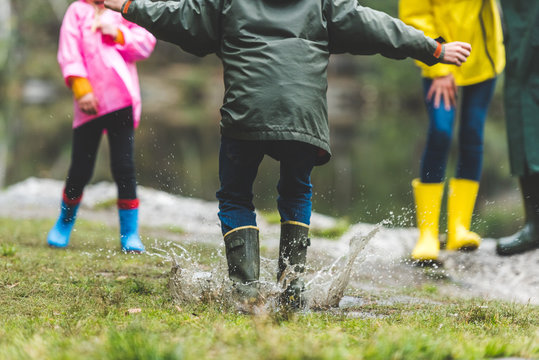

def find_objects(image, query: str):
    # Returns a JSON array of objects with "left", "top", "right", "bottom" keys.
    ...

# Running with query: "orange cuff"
[
  {"left": 115, "top": 29, "right": 125, "bottom": 45},
  {"left": 433, "top": 42, "right": 443, "bottom": 59},
  {"left": 70, "top": 77, "right": 93, "bottom": 100},
  {"left": 122, "top": 0, "right": 132, "bottom": 14}
]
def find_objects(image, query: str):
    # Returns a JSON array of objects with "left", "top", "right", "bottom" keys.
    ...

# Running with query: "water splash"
[
  {"left": 167, "top": 251, "right": 284, "bottom": 312},
  {"left": 167, "top": 225, "right": 379, "bottom": 313},
  {"left": 307, "top": 225, "right": 380, "bottom": 309}
]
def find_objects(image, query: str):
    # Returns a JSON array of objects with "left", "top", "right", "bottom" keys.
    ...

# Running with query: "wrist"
[
  {"left": 70, "top": 77, "right": 93, "bottom": 100},
  {"left": 439, "top": 44, "right": 445, "bottom": 61},
  {"left": 433, "top": 42, "right": 443, "bottom": 60},
  {"left": 432, "top": 36, "right": 446, "bottom": 61},
  {"left": 121, "top": 0, "right": 132, "bottom": 14}
]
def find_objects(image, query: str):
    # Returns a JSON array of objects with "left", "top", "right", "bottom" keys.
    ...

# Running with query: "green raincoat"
[
  {"left": 500, "top": 0, "right": 539, "bottom": 176},
  {"left": 122, "top": 0, "right": 442, "bottom": 165}
]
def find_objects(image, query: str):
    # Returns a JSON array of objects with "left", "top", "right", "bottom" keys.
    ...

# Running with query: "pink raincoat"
[{"left": 58, "top": 0, "right": 156, "bottom": 128}]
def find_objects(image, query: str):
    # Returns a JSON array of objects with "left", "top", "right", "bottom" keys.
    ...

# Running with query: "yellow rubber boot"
[
  {"left": 411, "top": 179, "right": 444, "bottom": 261},
  {"left": 447, "top": 178, "right": 481, "bottom": 251}
]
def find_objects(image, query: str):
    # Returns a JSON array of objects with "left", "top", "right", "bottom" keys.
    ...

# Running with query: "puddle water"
[
  {"left": 306, "top": 226, "right": 380, "bottom": 309},
  {"left": 166, "top": 226, "right": 380, "bottom": 313},
  {"left": 4, "top": 179, "right": 536, "bottom": 307}
]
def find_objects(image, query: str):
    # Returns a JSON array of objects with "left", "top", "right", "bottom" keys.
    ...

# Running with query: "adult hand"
[
  {"left": 426, "top": 74, "right": 457, "bottom": 110},
  {"left": 77, "top": 93, "right": 99, "bottom": 115},
  {"left": 104, "top": 0, "right": 124, "bottom": 12},
  {"left": 440, "top": 41, "right": 471, "bottom": 66}
]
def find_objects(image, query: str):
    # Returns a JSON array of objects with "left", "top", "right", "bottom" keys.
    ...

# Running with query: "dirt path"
[{"left": 1, "top": 177, "right": 537, "bottom": 305}]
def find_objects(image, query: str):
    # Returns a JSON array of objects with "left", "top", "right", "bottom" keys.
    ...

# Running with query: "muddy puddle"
[{"left": 164, "top": 226, "right": 380, "bottom": 313}]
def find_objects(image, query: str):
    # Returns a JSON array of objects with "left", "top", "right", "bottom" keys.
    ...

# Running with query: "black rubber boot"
[
  {"left": 497, "top": 174, "right": 539, "bottom": 255},
  {"left": 224, "top": 227, "right": 260, "bottom": 303},
  {"left": 278, "top": 222, "right": 310, "bottom": 310}
]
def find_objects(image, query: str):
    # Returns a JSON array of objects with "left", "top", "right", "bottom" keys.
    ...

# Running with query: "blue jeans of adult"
[
  {"left": 216, "top": 136, "right": 318, "bottom": 235},
  {"left": 420, "top": 77, "right": 496, "bottom": 183}
]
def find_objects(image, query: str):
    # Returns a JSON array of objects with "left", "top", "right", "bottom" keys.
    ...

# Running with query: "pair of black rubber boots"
[
  {"left": 224, "top": 223, "right": 310, "bottom": 309},
  {"left": 497, "top": 174, "right": 539, "bottom": 255}
]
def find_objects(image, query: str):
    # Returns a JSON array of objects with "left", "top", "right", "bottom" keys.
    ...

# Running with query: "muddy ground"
[{"left": 1, "top": 177, "right": 537, "bottom": 306}]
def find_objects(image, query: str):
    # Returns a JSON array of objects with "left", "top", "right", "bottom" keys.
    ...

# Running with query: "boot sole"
[
  {"left": 122, "top": 250, "right": 145, "bottom": 254},
  {"left": 496, "top": 246, "right": 539, "bottom": 256},
  {"left": 456, "top": 245, "right": 478, "bottom": 252},
  {"left": 48, "top": 244, "right": 68, "bottom": 249},
  {"left": 410, "top": 258, "right": 444, "bottom": 268}
]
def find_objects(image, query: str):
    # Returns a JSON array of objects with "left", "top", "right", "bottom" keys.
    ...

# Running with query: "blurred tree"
[
  {"left": 0, "top": 0, "right": 520, "bottom": 236},
  {"left": 0, "top": 0, "right": 15, "bottom": 188},
  {"left": 47, "top": 0, "right": 69, "bottom": 22}
]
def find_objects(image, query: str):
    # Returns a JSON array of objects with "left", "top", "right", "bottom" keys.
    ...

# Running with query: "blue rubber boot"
[
  {"left": 47, "top": 200, "right": 80, "bottom": 248},
  {"left": 119, "top": 208, "right": 145, "bottom": 253}
]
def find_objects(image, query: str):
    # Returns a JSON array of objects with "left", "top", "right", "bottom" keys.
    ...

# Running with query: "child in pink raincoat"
[{"left": 47, "top": 0, "right": 156, "bottom": 252}]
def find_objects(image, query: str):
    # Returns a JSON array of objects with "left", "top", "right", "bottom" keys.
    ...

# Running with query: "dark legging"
[
  {"left": 64, "top": 106, "right": 137, "bottom": 200},
  {"left": 420, "top": 78, "right": 496, "bottom": 183}
]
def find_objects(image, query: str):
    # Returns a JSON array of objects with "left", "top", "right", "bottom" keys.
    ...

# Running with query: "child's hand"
[
  {"left": 104, "top": 0, "right": 124, "bottom": 12},
  {"left": 77, "top": 93, "right": 99, "bottom": 115},
  {"left": 98, "top": 22, "right": 118, "bottom": 38},
  {"left": 426, "top": 74, "right": 457, "bottom": 110},
  {"left": 440, "top": 42, "right": 471, "bottom": 66}
]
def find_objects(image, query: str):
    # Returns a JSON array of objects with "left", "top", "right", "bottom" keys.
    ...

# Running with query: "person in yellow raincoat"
[{"left": 399, "top": 0, "right": 505, "bottom": 262}]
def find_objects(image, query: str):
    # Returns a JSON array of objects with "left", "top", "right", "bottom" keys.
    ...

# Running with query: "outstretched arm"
[
  {"left": 105, "top": 0, "right": 221, "bottom": 57},
  {"left": 326, "top": 1, "right": 470, "bottom": 67},
  {"left": 400, "top": 0, "right": 461, "bottom": 79}
]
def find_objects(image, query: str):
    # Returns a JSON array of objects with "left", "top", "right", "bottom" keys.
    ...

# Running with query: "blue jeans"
[
  {"left": 420, "top": 78, "right": 496, "bottom": 183},
  {"left": 216, "top": 136, "right": 318, "bottom": 235}
]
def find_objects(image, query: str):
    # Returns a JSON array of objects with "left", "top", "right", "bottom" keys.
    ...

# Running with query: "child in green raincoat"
[{"left": 104, "top": 0, "right": 471, "bottom": 308}]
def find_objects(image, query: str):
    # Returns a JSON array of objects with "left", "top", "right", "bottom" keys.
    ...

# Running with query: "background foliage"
[{"left": 0, "top": 0, "right": 521, "bottom": 236}]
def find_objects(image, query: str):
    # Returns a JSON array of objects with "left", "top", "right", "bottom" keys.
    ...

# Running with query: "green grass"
[
  {"left": 259, "top": 211, "right": 350, "bottom": 240},
  {"left": 0, "top": 217, "right": 538, "bottom": 360},
  {"left": 93, "top": 198, "right": 118, "bottom": 210},
  {"left": 1, "top": 242, "right": 17, "bottom": 257},
  {"left": 164, "top": 226, "right": 186, "bottom": 235},
  {"left": 310, "top": 219, "right": 351, "bottom": 240},
  {"left": 259, "top": 210, "right": 282, "bottom": 225}
]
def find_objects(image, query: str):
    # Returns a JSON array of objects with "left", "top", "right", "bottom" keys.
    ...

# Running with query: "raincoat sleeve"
[
  {"left": 116, "top": 20, "right": 157, "bottom": 62},
  {"left": 398, "top": 0, "right": 452, "bottom": 77},
  {"left": 121, "top": 0, "right": 221, "bottom": 57},
  {"left": 57, "top": 5, "right": 88, "bottom": 87},
  {"left": 326, "top": 0, "right": 440, "bottom": 66}
]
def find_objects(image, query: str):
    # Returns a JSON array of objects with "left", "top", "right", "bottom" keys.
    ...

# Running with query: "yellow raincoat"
[{"left": 399, "top": 0, "right": 505, "bottom": 86}]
